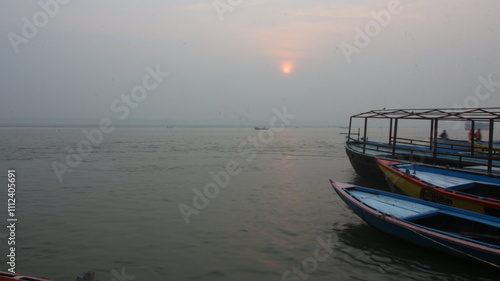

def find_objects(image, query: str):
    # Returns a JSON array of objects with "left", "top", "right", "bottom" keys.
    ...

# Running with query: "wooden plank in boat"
[
  {"left": 395, "top": 168, "right": 474, "bottom": 188},
  {"left": 349, "top": 190, "right": 438, "bottom": 218}
]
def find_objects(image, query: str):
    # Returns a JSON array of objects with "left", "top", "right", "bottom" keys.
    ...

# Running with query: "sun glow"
[{"left": 281, "top": 62, "right": 294, "bottom": 75}]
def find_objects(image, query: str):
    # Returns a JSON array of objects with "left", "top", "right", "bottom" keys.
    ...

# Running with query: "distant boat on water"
[{"left": 254, "top": 127, "right": 269, "bottom": 130}]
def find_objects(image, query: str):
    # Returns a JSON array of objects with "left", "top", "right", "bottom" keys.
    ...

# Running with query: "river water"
[{"left": 0, "top": 127, "right": 497, "bottom": 280}]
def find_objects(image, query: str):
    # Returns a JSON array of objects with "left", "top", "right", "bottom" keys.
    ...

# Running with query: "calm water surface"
[{"left": 0, "top": 127, "right": 498, "bottom": 280}]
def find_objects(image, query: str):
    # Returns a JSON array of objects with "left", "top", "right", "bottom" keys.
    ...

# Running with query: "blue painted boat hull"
[{"left": 330, "top": 179, "right": 500, "bottom": 267}]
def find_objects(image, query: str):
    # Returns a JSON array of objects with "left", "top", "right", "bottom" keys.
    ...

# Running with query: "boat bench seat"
[{"left": 350, "top": 190, "right": 438, "bottom": 219}]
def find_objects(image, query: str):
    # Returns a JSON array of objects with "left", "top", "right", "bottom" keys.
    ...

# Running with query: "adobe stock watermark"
[
  {"left": 281, "top": 234, "right": 337, "bottom": 281},
  {"left": 451, "top": 73, "right": 500, "bottom": 130},
  {"left": 109, "top": 267, "right": 135, "bottom": 281},
  {"left": 178, "top": 106, "right": 296, "bottom": 225},
  {"left": 339, "top": 0, "right": 403, "bottom": 63},
  {"left": 213, "top": 0, "right": 241, "bottom": 21},
  {"left": 52, "top": 65, "right": 170, "bottom": 182},
  {"left": 76, "top": 267, "right": 135, "bottom": 281},
  {"left": 7, "top": 0, "right": 72, "bottom": 54}
]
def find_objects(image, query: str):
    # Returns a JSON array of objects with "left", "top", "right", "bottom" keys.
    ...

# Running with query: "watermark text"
[
  {"left": 8, "top": 0, "right": 72, "bottom": 54},
  {"left": 179, "top": 106, "right": 296, "bottom": 225},
  {"left": 6, "top": 170, "right": 17, "bottom": 273},
  {"left": 339, "top": 0, "right": 403, "bottom": 63},
  {"left": 52, "top": 65, "right": 169, "bottom": 182}
]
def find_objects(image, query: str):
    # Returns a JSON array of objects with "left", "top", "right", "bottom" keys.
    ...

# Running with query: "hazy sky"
[{"left": 1, "top": 0, "right": 499, "bottom": 126}]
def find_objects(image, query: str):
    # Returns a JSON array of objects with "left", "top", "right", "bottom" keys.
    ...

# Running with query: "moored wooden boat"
[
  {"left": 377, "top": 158, "right": 500, "bottom": 217},
  {"left": 344, "top": 108, "right": 500, "bottom": 180},
  {"left": 344, "top": 137, "right": 486, "bottom": 181},
  {"left": 0, "top": 271, "right": 52, "bottom": 281},
  {"left": 329, "top": 178, "right": 500, "bottom": 267}
]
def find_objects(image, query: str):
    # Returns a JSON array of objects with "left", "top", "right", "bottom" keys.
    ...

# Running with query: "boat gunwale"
[{"left": 347, "top": 138, "right": 500, "bottom": 162}]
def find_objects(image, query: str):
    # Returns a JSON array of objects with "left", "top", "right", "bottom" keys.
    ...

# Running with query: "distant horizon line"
[
  {"left": 0, "top": 123, "right": 340, "bottom": 129},
  {"left": 0, "top": 123, "right": 448, "bottom": 129},
  {"left": 0, "top": 117, "right": 340, "bottom": 128}
]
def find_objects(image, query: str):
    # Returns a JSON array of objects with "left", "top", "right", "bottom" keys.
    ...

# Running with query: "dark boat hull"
[
  {"left": 345, "top": 139, "right": 500, "bottom": 181},
  {"left": 345, "top": 144, "right": 385, "bottom": 180}
]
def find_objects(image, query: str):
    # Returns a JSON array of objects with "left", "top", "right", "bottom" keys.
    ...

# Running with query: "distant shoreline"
[{"left": 0, "top": 124, "right": 338, "bottom": 129}]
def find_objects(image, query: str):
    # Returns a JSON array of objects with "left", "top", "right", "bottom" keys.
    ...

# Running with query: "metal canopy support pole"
[
  {"left": 348, "top": 116, "right": 353, "bottom": 140},
  {"left": 363, "top": 117, "right": 368, "bottom": 153},
  {"left": 433, "top": 119, "right": 438, "bottom": 163},
  {"left": 488, "top": 119, "right": 494, "bottom": 173},
  {"left": 429, "top": 119, "right": 434, "bottom": 150},
  {"left": 471, "top": 121, "right": 475, "bottom": 157},
  {"left": 389, "top": 118, "right": 393, "bottom": 145},
  {"left": 392, "top": 118, "right": 399, "bottom": 157}
]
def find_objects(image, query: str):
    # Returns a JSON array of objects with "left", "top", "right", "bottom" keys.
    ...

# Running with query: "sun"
[
  {"left": 281, "top": 62, "right": 293, "bottom": 75},
  {"left": 282, "top": 65, "right": 292, "bottom": 74}
]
